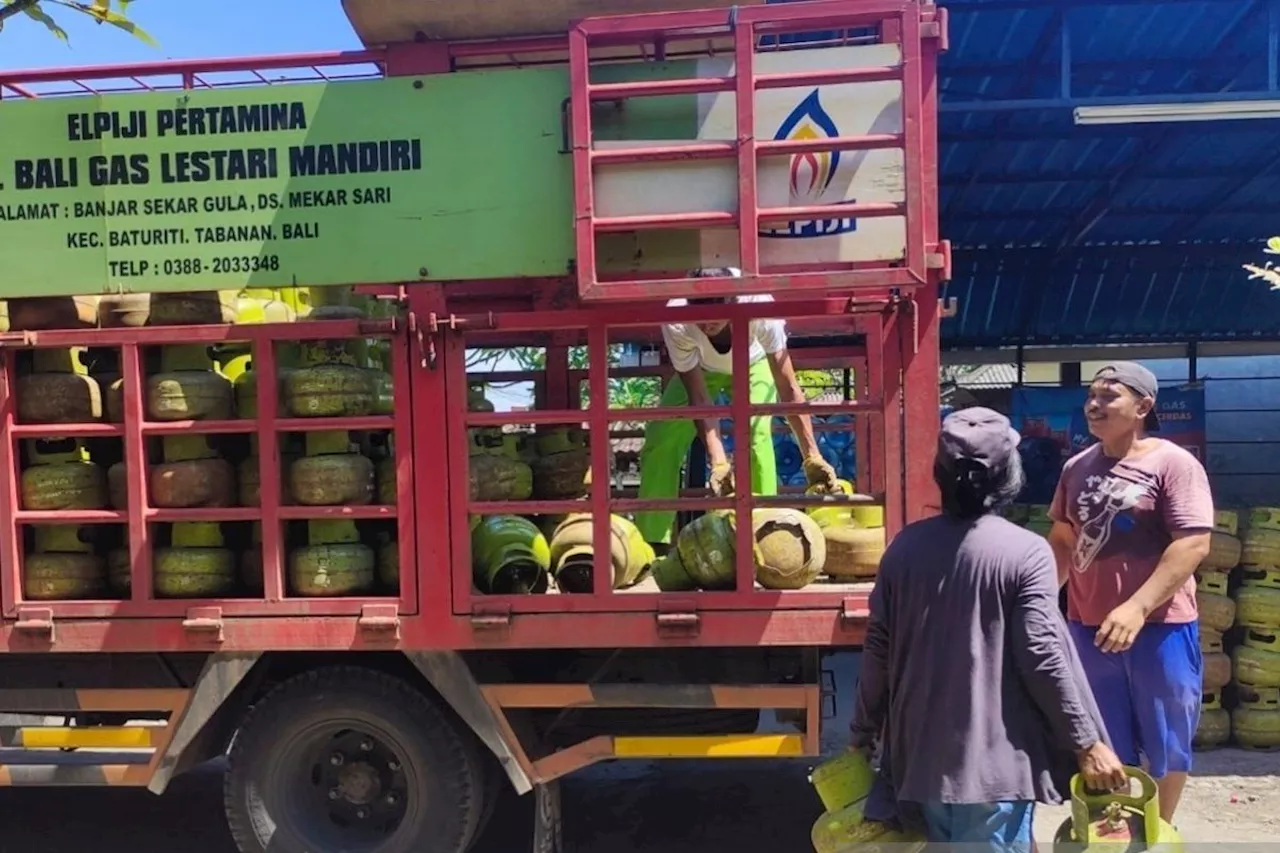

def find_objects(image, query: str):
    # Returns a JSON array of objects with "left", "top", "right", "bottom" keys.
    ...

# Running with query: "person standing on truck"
[
  {"left": 851, "top": 407, "right": 1125, "bottom": 851},
  {"left": 633, "top": 267, "right": 840, "bottom": 549},
  {"left": 1047, "top": 362, "right": 1213, "bottom": 825}
]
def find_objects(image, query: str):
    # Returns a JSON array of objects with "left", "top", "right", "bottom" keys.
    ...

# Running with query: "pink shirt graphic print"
[{"left": 1050, "top": 440, "right": 1214, "bottom": 627}]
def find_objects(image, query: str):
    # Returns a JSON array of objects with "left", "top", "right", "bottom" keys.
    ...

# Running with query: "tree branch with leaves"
[
  {"left": 0, "top": 0, "right": 155, "bottom": 45},
  {"left": 1243, "top": 236, "right": 1280, "bottom": 290}
]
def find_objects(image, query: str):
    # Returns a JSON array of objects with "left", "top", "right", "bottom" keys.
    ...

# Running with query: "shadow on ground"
[{"left": 0, "top": 759, "right": 820, "bottom": 853}]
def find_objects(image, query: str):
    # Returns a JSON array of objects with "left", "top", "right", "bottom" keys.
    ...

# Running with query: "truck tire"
[{"left": 224, "top": 666, "right": 483, "bottom": 853}]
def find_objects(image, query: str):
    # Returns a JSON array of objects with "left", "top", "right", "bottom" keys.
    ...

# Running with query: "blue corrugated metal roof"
[
  {"left": 942, "top": 244, "right": 1280, "bottom": 346},
  {"left": 934, "top": 0, "right": 1280, "bottom": 347}
]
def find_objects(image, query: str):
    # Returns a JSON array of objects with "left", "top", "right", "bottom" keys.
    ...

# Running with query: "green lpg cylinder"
[
  {"left": 471, "top": 515, "right": 550, "bottom": 594},
  {"left": 651, "top": 548, "right": 698, "bottom": 592},
  {"left": 810, "top": 801, "right": 925, "bottom": 853},
  {"left": 1052, "top": 767, "right": 1183, "bottom": 853},
  {"left": 547, "top": 513, "right": 654, "bottom": 594},
  {"left": 675, "top": 510, "right": 745, "bottom": 591}
]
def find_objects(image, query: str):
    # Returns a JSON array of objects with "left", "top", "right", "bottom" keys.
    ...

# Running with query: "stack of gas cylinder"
[
  {"left": 1194, "top": 509, "right": 1241, "bottom": 749},
  {"left": 7, "top": 288, "right": 400, "bottom": 602},
  {"left": 1228, "top": 507, "right": 1280, "bottom": 750},
  {"left": 1193, "top": 506, "right": 1280, "bottom": 751}
]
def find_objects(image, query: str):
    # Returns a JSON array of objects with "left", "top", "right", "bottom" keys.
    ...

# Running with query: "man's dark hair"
[
  {"left": 686, "top": 267, "right": 739, "bottom": 305},
  {"left": 933, "top": 451, "right": 1025, "bottom": 520}
]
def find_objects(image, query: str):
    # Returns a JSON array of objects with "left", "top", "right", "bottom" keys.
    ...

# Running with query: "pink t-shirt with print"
[{"left": 1049, "top": 439, "right": 1214, "bottom": 627}]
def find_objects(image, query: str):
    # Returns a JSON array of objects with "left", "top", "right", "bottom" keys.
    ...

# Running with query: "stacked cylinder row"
[
  {"left": 1194, "top": 507, "right": 1280, "bottom": 751},
  {"left": 9, "top": 289, "right": 402, "bottom": 602},
  {"left": 465, "top": 385, "right": 887, "bottom": 595}
]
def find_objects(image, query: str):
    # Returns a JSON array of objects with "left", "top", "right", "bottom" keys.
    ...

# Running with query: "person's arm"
[
  {"left": 679, "top": 364, "right": 729, "bottom": 470},
  {"left": 1013, "top": 541, "right": 1128, "bottom": 791},
  {"left": 765, "top": 346, "right": 821, "bottom": 461},
  {"left": 1047, "top": 470, "right": 1075, "bottom": 588},
  {"left": 1096, "top": 452, "right": 1213, "bottom": 652},
  {"left": 1011, "top": 543, "right": 1117, "bottom": 764},
  {"left": 1047, "top": 523, "right": 1075, "bottom": 589},
  {"left": 758, "top": 318, "right": 837, "bottom": 489},
  {"left": 850, "top": 558, "right": 892, "bottom": 750}
]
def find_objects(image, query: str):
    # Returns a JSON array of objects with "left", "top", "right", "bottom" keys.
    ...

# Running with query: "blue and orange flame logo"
[{"left": 761, "top": 89, "right": 858, "bottom": 239}]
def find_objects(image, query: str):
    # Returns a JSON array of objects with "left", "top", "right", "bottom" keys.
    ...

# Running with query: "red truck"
[{"left": 0, "top": 1, "right": 947, "bottom": 850}]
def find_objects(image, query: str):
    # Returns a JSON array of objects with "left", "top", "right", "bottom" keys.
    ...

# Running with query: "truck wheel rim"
[{"left": 275, "top": 721, "right": 413, "bottom": 849}]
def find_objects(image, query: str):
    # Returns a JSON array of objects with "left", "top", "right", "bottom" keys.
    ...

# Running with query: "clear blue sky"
[{"left": 1, "top": 0, "right": 363, "bottom": 71}]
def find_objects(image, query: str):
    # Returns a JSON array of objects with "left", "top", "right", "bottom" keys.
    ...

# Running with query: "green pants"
[{"left": 635, "top": 359, "right": 779, "bottom": 545}]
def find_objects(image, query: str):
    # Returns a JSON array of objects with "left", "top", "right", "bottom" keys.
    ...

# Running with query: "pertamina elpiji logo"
[{"left": 760, "top": 89, "right": 859, "bottom": 240}]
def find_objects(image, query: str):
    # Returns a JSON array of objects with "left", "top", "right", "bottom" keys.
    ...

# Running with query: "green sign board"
[{"left": 0, "top": 70, "right": 574, "bottom": 297}]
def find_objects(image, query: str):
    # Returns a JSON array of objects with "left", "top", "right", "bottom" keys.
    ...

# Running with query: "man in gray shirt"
[{"left": 851, "top": 407, "right": 1125, "bottom": 850}]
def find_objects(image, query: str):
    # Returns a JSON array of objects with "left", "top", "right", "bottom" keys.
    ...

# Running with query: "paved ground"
[{"left": 2, "top": 748, "right": 1277, "bottom": 853}]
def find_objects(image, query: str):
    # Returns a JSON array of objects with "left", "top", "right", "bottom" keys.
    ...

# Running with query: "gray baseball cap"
[
  {"left": 938, "top": 406, "right": 1021, "bottom": 472},
  {"left": 1093, "top": 362, "right": 1161, "bottom": 432}
]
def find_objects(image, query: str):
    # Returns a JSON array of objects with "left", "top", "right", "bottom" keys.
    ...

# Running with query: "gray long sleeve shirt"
[{"left": 851, "top": 513, "right": 1109, "bottom": 810}]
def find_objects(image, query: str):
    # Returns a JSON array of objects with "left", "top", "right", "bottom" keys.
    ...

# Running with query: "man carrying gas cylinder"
[
  {"left": 850, "top": 407, "right": 1126, "bottom": 851},
  {"left": 633, "top": 267, "right": 840, "bottom": 550}
]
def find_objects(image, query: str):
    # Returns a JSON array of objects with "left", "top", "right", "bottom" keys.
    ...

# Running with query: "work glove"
[
  {"left": 803, "top": 453, "right": 839, "bottom": 493},
  {"left": 709, "top": 462, "right": 736, "bottom": 497}
]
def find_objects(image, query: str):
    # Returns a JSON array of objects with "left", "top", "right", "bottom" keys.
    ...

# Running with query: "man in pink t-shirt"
[{"left": 1047, "top": 362, "right": 1213, "bottom": 825}]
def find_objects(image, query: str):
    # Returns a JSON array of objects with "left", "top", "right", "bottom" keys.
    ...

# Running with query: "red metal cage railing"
[
  {"left": 0, "top": 319, "right": 417, "bottom": 635},
  {"left": 567, "top": 0, "right": 947, "bottom": 302},
  {"left": 426, "top": 287, "right": 932, "bottom": 630}
]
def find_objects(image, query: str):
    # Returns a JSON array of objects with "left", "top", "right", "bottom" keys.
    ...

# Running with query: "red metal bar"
[
  {"left": 862, "top": 320, "right": 885, "bottom": 498},
  {"left": 276, "top": 416, "right": 396, "bottom": 433},
  {"left": 735, "top": 19, "right": 760, "bottom": 275},
  {"left": 731, "top": 316, "right": 756, "bottom": 597},
  {"left": 880, "top": 306, "right": 905, "bottom": 538},
  {"left": 454, "top": 298, "right": 864, "bottom": 331},
  {"left": 277, "top": 506, "right": 396, "bottom": 521},
  {"left": 588, "top": 76, "right": 734, "bottom": 99},
  {"left": 7, "top": 423, "right": 121, "bottom": 438},
  {"left": 386, "top": 309, "right": 421, "bottom": 616},
  {"left": 756, "top": 134, "right": 904, "bottom": 156},
  {"left": 588, "top": 324, "right": 612, "bottom": 599},
  {"left": 122, "top": 344, "right": 153, "bottom": 605},
  {"left": 14, "top": 511, "right": 127, "bottom": 524},
  {"left": 569, "top": 26, "right": 599, "bottom": 303},
  {"left": 593, "top": 211, "right": 737, "bottom": 233},
  {"left": 146, "top": 509, "right": 261, "bottom": 523},
  {"left": 754, "top": 65, "right": 900, "bottom": 89},
  {"left": 0, "top": 320, "right": 395, "bottom": 350},
  {"left": 590, "top": 141, "right": 737, "bottom": 166},
  {"left": 140, "top": 420, "right": 255, "bottom": 436},
  {"left": 580, "top": 269, "right": 922, "bottom": 303},
  {"left": 758, "top": 202, "right": 905, "bottom": 224},
  {"left": 252, "top": 338, "right": 284, "bottom": 604},
  {"left": 440, "top": 301, "right": 478, "bottom": 617},
  {"left": 0, "top": 350, "right": 20, "bottom": 617},
  {"left": 465, "top": 398, "right": 880, "bottom": 429},
  {"left": 0, "top": 50, "right": 384, "bottom": 87},
  {"left": 0, "top": 607, "right": 870, "bottom": 652},
  {"left": 900, "top": 6, "right": 928, "bottom": 285}
]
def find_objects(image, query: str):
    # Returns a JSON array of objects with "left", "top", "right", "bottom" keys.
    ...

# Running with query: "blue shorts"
[
  {"left": 1068, "top": 620, "right": 1202, "bottom": 778},
  {"left": 920, "top": 800, "right": 1034, "bottom": 851}
]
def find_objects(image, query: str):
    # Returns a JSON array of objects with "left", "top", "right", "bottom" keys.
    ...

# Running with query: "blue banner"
[{"left": 1010, "top": 384, "right": 1206, "bottom": 505}]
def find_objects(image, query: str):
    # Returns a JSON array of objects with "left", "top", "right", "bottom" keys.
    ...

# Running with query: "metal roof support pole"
[
  {"left": 1059, "top": 11, "right": 1071, "bottom": 99},
  {"left": 1270, "top": 0, "right": 1280, "bottom": 90}
]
